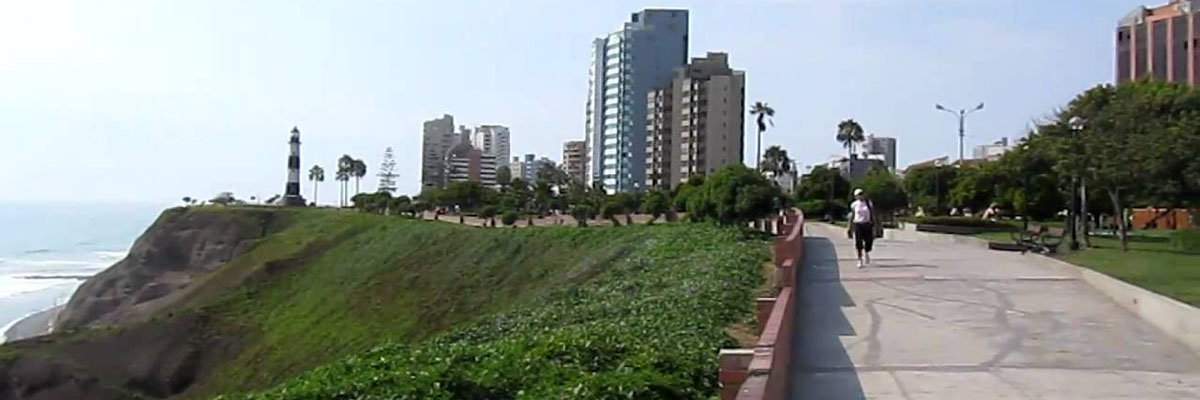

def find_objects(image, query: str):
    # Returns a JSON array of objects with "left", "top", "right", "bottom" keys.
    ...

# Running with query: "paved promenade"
[{"left": 790, "top": 223, "right": 1200, "bottom": 399}]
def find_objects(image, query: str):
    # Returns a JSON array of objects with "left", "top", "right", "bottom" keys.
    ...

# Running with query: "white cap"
[{"left": 854, "top": 188, "right": 864, "bottom": 196}]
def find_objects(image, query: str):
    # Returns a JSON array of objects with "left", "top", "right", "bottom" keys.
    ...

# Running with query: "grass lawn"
[{"left": 972, "top": 230, "right": 1200, "bottom": 307}]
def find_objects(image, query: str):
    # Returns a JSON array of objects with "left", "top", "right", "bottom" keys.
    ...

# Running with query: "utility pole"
[{"left": 936, "top": 103, "right": 985, "bottom": 164}]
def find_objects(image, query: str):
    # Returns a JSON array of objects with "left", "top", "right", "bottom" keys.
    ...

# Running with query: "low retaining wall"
[{"left": 719, "top": 210, "right": 804, "bottom": 400}]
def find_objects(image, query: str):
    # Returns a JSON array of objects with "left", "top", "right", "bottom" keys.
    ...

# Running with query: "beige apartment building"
[
  {"left": 562, "top": 140, "right": 587, "bottom": 184},
  {"left": 645, "top": 52, "right": 745, "bottom": 189},
  {"left": 1117, "top": 0, "right": 1200, "bottom": 84}
]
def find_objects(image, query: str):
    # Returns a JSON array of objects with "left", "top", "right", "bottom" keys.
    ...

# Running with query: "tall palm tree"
[
  {"left": 836, "top": 119, "right": 865, "bottom": 159},
  {"left": 351, "top": 159, "right": 367, "bottom": 195},
  {"left": 337, "top": 155, "right": 355, "bottom": 207},
  {"left": 309, "top": 165, "right": 325, "bottom": 205},
  {"left": 750, "top": 102, "right": 775, "bottom": 171}
]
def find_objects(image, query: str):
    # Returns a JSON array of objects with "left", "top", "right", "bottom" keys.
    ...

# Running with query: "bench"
[
  {"left": 1040, "top": 227, "right": 1065, "bottom": 254},
  {"left": 989, "top": 225, "right": 1064, "bottom": 254}
]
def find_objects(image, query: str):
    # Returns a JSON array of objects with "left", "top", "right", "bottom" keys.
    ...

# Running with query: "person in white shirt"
[{"left": 847, "top": 188, "right": 878, "bottom": 268}]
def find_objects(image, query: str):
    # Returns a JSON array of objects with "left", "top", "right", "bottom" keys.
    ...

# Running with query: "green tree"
[
  {"left": 854, "top": 167, "right": 907, "bottom": 217},
  {"left": 642, "top": 189, "right": 671, "bottom": 224},
  {"left": 795, "top": 166, "right": 851, "bottom": 219},
  {"left": 686, "top": 164, "right": 782, "bottom": 226},
  {"left": 308, "top": 165, "right": 325, "bottom": 205},
  {"left": 533, "top": 181, "right": 554, "bottom": 216},
  {"left": 947, "top": 164, "right": 1000, "bottom": 213},
  {"left": 337, "top": 155, "right": 355, "bottom": 207},
  {"left": 441, "top": 181, "right": 495, "bottom": 211},
  {"left": 750, "top": 101, "right": 775, "bottom": 171},
  {"left": 507, "top": 178, "right": 532, "bottom": 212},
  {"left": 479, "top": 205, "right": 499, "bottom": 227},
  {"left": 836, "top": 119, "right": 865, "bottom": 159},
  {"left": 761, "top": 145, "right": 793, "bottom": 176},
  {"left": 495, "top": 165, "right": 512, "bottom": 189},
  {"left": 181, "top": 196, "right": 193, "bottom": 206},
  {"left": 903, "top": 165, "right": 958, "bottom": 216},
  {"left": 351, "top": 159, "right": 367, "bottom": 195}
]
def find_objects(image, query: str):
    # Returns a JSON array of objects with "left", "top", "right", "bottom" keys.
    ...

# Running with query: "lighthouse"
[{"left": 282, "top": 126, "right": 307, "bottom": 206}]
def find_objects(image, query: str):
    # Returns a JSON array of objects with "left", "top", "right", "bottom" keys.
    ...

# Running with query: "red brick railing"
[{"left": 719, "top": 210, "right": 804, "bottom": 400}]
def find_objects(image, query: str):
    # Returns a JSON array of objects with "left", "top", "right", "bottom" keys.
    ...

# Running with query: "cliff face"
[{"left": 55, "top": 207, "right": 273, "bottom": 331}]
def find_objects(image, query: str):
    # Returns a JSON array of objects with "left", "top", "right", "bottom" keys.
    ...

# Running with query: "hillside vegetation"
[{"left": 2, "top": 207, "right": 767, "bottom": 399}]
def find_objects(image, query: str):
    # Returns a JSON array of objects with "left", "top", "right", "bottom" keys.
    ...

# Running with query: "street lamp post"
[
  {"left": 935, "top": 103, "right": 985, "bottom": 164},
  {"left": 1068, "top": 116, "right": 1089, "bottom": 250}
]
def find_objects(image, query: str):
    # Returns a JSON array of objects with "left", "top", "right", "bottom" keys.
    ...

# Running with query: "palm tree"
[
  {"left": 750, "top": 102, "right": 775, "bottom": 171},
  {"left": 836, "top": 119, "right": 865, "bottom": 159},
  {"left": 309, "top": 165, "right": 325, "bottom": 205},
  {"left": 351, "top": 159, "right": 367, "bottom": 195},
  {"left": 761, "top": 146, "right": 793, "bottom": 176},
  {"left": 337, "top": 155, "right": 355, "bottom": 206}
]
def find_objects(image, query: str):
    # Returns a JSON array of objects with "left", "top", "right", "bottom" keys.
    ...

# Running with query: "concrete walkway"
[{"left": 790, "top": 223, "right": 1200, "bottom": 399}]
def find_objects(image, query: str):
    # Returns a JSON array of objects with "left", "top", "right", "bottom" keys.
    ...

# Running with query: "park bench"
[
  {"left": 988, "top": 224, "right": 1064, "bottom": 254},
  {"left": 1039, "top": 227, "right": 1065, "bottom": 254}
]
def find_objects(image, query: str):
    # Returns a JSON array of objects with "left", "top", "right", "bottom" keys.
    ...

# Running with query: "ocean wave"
[
  {"left": 23, "top": 249, "right": 53, "bottom": 255},
  {"left": 8, "top": 260, "right": 95, "bottom": 267},
  {"left": 94, "top": 250, "right": 128, "bottom": 260},
  {"left": 0, "top": 275, "right": 81, "bottom": 299}
]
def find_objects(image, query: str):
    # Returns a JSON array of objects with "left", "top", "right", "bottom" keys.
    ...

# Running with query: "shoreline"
[{"left": 2, "top": 304, "right": 62, "bottom": 343}]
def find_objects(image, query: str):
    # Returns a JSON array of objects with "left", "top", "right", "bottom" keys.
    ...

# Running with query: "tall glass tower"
[{"left": 585, "top": 9, "right": 688, "bottom": 193}]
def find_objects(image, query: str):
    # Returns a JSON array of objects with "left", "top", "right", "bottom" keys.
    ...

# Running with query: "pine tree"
[{"left": 377, "top": 147, "right": 398, "bottom": 194}]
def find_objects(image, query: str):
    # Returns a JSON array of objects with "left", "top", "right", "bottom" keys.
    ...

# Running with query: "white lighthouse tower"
[{"left": 282, "top": 126, "right": 307, "bottom": 206}]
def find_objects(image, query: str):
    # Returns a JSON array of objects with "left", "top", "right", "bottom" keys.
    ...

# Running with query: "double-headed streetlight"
[{"left": 935, "top": 103, "right": 985, "bottom": 164}]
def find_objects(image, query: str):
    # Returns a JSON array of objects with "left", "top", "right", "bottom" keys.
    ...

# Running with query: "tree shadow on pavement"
[{"left": 789, "top": 236, "right": 866, "bottom": 400}]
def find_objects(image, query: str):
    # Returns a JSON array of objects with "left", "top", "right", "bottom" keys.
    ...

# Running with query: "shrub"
[
  {"left": 1170, "top": 229, "right": 1200, "bottom": 254},
  {"left": 569, "top": 205, "right": 594, "bottom": 227},
  {"left": 642, "top": 190, "right": 671, "bottom": 224},
  {"left": 500, "top": 211, "right": 519, "bottom": 227}
]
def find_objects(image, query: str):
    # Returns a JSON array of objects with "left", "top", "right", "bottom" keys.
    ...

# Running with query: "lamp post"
[
  {"left": 1068, "top": 116, "right": 1088, "bottom": 249},
  {"left": 935, "top": 103, "right": 985, "bottom": 164}
]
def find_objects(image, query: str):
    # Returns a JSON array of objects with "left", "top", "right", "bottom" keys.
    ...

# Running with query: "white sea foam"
[
  {"left": 94, "top": 250, "right": 128, "bottom": 261},
  {"left": 0, "top": 275, "right": 67, "bottom": 299}
]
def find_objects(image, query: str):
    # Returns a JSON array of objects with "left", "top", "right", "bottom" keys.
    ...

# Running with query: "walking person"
[{"left": 847, "top": 188, "right": 879, "bottom": 268}]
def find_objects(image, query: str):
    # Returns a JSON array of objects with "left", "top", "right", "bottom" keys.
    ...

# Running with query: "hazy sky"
[{"left": 0, "top": 0, "right": 1144, "bottom": 204}]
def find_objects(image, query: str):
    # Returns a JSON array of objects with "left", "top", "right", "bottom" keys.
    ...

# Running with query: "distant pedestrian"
[{"left": 847, "top": 188, "right": 879, "bottom": 268}]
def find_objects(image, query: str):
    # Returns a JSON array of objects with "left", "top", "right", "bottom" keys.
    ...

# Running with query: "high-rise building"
[
  {"left": 644, "top": 52, "right": 745, "bottom": 189},
  {"left": 1116, "top": 1, "right": 1200, "bottom": 84},
  {"left": 513, "top": 154, "right": 554, "bottom": 183},
  {"left": 562, "top": 140, "right": 587, "bottom": 183},
  {"left": 421, "top": 114, "right": 458, "bottom": 188},
  {"left": 585, "top": 9, "right": 689, "bottom": 193},
  {"left": 472, "top": 125, "right": 511, "bottom": 167},
  {"left": 862, "top": 135, "right": 897, "bottom": 172},
  {"left": 445, "top": 139, "right": 497, "bottom": 187}
]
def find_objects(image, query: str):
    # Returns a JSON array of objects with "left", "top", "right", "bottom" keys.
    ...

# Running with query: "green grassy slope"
[
  {"left": 2, "top": 207, "right": 766, "bottom": 399},
  {"left": 187, "top": 209, "right": 766, "bottom": 399}
]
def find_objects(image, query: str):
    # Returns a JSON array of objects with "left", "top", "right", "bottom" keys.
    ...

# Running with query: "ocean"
[{"left": 0, "top": 202, "right": 162, "bottom": 339}]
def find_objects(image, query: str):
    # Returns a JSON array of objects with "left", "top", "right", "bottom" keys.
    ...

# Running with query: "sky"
[{"left": 0, "top": 0, "right": 1148, "bottom": 204}]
